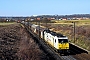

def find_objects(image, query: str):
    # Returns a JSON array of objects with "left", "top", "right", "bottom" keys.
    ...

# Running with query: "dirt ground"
[{"left": 0, "top": 23, "right": 49, "bottom": 60}]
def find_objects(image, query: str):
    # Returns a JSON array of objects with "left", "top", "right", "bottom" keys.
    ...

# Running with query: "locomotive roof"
[
  {"left": 55, "top": 33, "right": 66, "bottom": 37},
  {"left": 50, "top": 31, "right": 56, "bottom": 35},
  {"left": 50, "top": 31, "right": 66, "bottom": 37}
]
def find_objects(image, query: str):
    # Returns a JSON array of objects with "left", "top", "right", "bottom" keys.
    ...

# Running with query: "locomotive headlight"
[{"left": 66, "top": 47, "right": 69, "bottom": 49}]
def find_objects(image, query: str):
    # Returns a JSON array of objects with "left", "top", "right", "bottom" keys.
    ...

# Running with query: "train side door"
[{"left": 54, "top": 39, "right": 57, "bottom": 48}]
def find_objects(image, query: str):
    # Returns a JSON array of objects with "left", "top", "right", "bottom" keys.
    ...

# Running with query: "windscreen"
[{"left": 58, "top": 39, "right": 68, "bottom": 43}]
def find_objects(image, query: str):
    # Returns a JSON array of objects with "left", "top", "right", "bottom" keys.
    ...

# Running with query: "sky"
[{"left": 0, "top": 0, "right": 90, "bottom": 16}]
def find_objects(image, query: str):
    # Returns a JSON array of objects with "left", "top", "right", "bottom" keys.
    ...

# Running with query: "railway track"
[
  {"left": 61, "top": 56, "right": 76, "bottom": 60},
  {"left": 25, "top": 26, "right": 62, "bottom": 60},
  {"left": 23, "top": 24, "right": 89, "bottom": 60},
  {"left": 24, "top": 25, "right": 78, "bottom": 60}
]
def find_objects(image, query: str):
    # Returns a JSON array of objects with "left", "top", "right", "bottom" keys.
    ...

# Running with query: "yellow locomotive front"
[
  {"left": 58, "top": 39, "right": 69, "bottom": 49},
  {"left": 58, "top": 38, "right": 69, "bottom": 53},
  {"left": 43, "top": 30, "right": 69, "bottom": 54}
]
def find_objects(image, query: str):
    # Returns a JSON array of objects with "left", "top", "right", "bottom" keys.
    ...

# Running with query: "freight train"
[{"left": 21, "top": 21, "right": 69, "bottom": 54}]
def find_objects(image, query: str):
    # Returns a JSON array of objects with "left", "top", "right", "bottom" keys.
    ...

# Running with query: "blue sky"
[{"left": 0, "top": 0, "right": 90, "bottom": 16}]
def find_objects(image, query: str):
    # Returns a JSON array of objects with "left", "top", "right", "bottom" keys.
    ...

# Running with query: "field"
[
  {"left": 0, "top": 22, "right": 16, "bottom": 25},
  {"left": 0, "top": 23, "right": 49, "bottom": 60},
  {"left": 40, "top": 20, "right": 90, "bottom": 51}
]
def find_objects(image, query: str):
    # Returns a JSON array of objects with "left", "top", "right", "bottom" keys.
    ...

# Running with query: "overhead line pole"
[{"left": 74, "top": 22, "right": 75, "bottom": 43}]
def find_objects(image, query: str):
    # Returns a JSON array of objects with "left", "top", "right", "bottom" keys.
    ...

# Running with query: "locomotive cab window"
[
  {"left": 55, "top": 39, "right": 56, "bottom": 43},
  {"left": 58, "top": 39, "right": 68, "bottom": 43}
]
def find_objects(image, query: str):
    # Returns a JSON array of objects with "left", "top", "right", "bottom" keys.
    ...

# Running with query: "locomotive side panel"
[{"left": 47, "top": 33, "right": 54, "bottom": 46}]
